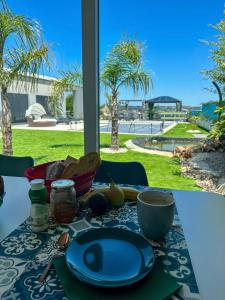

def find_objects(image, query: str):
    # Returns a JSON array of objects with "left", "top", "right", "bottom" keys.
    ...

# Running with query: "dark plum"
[{"left": 89, "top": 193, "right": 108, "bottom": 216}]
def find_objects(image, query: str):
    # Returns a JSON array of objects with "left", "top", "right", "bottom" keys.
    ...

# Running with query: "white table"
[
  {"left": 1, "top": 177, "right": 225, "bottom": 299},
  {"left": 174, "top": 190, "right": 225, "bottom": 300},
  {"left": 0, "top": 176, "right": 30, "bottom": 241}
]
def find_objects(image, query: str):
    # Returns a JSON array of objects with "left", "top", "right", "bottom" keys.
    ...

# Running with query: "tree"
[
  {"left": 50, "top": 67, "right": 82, "bottom": 117},
  {"left": 104, "top": 92, "right": 113, "bottom": 116},
  {"left": 203, "top": 11, "right": 225, "bottom": 96},
  {"left": 66, "top": 94, "right": 74, "bottom": 116},
  {"left": 203, "top": 10, "right": 225, "bottom": 141},
  {"left": 148, "top": 103, "right": 157, "bottom": 120},
  {"left": 0, "top": 8, "right": 49, "bottom": 155},
  {"left": 101, "top": 39, "right": 151, "bottom": 150},
  {"left": 212, "top": 81, "right": 224, "bottom": 120}
]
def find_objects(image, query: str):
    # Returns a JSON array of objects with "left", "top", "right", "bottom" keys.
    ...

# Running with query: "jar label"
[{"left": 30, "top": 204, "right": 48, "bottom": 227}]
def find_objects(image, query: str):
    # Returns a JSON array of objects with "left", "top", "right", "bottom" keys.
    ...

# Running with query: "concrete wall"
[{"left": 197, "top": 120, "right": 211, "bottom": 131}]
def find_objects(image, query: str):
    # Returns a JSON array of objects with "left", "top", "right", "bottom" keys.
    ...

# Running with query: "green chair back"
[
  {"left": 0, "top": 154, "right": 34, "bottom": 177},
  {"left": 94, "top": 160, "right": 148, "bottom": 186}
]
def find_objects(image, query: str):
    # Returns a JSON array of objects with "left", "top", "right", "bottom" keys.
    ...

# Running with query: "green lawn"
[
  {"left": 163, "top": 123, "right": 208, "bottom": 138},
  {"left": 0, "top": 129, "right": 201, "bottom": 191}
]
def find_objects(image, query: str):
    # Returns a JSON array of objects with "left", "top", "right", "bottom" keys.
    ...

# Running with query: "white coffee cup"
[{"left": 137, "top": 190, "right": 175, "bottom": 240}]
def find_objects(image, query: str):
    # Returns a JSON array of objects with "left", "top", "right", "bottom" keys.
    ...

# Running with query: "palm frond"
[
  {"left": 203, "top": 11, "right": 225, "bottom": 95},
  {"left": 101, "top": 39, "right": 151, "bottom": 95},
  {"left": 0, "top": 9, "right": 50, "bottom": 92},
  {"left": 0, "top": 11, "right": 41, "bottom": 49},
  {"left": 120, "top": 71, "right": 151, "bottom": 95},
  {"left": 104, "top": 40, "right": 142, "bottom": 68},
  {"left": 51, "top": 66, "right": 82, "bottom": 100},
  {"left": 4, "top": 44, "right": 50, "bottom": 91},
  {"left": 49, "top": 66, "right": 82, "bottom": 116},
  {"left": 0, "top": 0, "right": 10, "bottom": 12}
]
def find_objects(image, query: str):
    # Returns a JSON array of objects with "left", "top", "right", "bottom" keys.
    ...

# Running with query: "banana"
[
  {"left": 121, "top": 187, "right": 139, "bottom": 202},
  {"left": 80, "top": 187, "right": 140, "bottom": 206}
]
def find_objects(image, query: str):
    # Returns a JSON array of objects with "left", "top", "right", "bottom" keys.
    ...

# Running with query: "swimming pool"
[{"left": 100, "top": 122, "right": 172, "bottom": 134}]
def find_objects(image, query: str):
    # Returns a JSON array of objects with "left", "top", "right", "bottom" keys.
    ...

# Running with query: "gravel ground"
[{"left": 181, "top": 151, "right": 225, "bottom": 192}]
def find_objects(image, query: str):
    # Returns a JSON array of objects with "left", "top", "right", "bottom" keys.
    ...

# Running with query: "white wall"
[
  {"left": 0, "top": 77, "right": 66, "bottom": 117},
  {"left": 7, "top": 77, "right": 54, "bottom": 96},
  {"left": 73, "top": 87, "right": 83, "bottom": 119},
  {"left": 28, "top": 94, "right": 36, "bottom": 106}
]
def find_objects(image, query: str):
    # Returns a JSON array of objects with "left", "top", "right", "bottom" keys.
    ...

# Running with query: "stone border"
[
  {"left": 161, "top": 121, "right": 177, "bottom": 133},
  {"left": 100, "top": 147, "right": 128, "bottom": 153}
]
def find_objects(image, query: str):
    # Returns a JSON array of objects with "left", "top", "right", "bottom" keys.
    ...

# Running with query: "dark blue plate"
[
  {"left": 0, "top": 193, "right": 5, "bottom": 208},
  {"left": 65, "top": 227, "right": 155, "bottom": 288}
]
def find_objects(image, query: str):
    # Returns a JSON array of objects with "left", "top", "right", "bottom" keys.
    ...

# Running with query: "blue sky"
[{"left": 7, "top": 0, "right": 225, "bottom": 106}]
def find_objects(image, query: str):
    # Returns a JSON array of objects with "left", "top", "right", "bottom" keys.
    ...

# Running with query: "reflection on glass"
[{"left": 83, "top": 243, "right": 103, "bottom": 272}]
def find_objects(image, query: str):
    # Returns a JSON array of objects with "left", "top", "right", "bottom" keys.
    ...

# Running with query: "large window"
[
  {"left": 98, "top": 0, "right": 220, "bottom": 190},
  {"left": 3, "top": 0, "right": 86, "bottom": 162}
]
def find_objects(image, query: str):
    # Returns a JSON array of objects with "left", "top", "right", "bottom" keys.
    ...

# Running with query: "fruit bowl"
[{"left": 24, "top": 161, "right": 96, "bottom": 201}]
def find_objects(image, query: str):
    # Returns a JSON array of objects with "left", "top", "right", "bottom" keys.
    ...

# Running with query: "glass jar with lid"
[
  {"left": 50, "top": 179, "right": 77, "bottom": 223},
  {"left": 29, "top": 179, "right": 48, "bottom": 232}
]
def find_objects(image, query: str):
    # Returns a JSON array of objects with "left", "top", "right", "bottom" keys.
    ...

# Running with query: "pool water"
[
  {"left": 100, "top": 123, "right": 170, "bottom": 134},
  {"left": 138, "top": 140, "right": 197, "bottom": 152}
]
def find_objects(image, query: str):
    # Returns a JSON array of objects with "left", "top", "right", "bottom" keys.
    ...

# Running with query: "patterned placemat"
[{"left": 0, "top": 185, "right": 200, "bottom": 300}]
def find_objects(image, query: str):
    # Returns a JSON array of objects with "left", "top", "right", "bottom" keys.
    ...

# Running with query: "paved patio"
[{"left": 12, "top": 121, "right": 84, "bottom": 131}]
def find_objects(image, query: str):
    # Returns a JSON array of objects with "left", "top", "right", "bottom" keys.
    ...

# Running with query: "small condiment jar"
[
  {"left": 50, "top": 179, "right": 77, "bottom": 224},
  {"left": 29, "top": 179, "right": 48, "bottom": 232}
]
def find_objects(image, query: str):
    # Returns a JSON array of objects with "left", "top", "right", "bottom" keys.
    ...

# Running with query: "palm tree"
[
  {"left": 50, "top": 67, "right": 82, "bottom": 117},
  {"left": 0, "top": 9, "right": 49, "bottom": 155},
  {"left": 101, "top": 39, "right": 151, "bottom": 150},
  {"left": 104, "top": 92, "right": 113, "bottom": 116},
  {"left": 148, "top": 102, "right": 158, "bottom": 120}
]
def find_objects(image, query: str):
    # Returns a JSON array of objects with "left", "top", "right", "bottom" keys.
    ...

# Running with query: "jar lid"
[
  {"left": 30, "top": 179, "right": 45, "bottom": 190},
  {"left": 51, "top": 179, "right": 74, "bottom": 190}
]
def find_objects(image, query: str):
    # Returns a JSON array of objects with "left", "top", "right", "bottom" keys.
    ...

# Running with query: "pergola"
[{"left": 145, "top": 96, "right": 182, "bottom": 112}]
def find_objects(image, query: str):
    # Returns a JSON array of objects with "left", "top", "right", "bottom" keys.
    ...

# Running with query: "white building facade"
[{"left": 0, "top": 74, "right": 83, "bottom": 122}]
